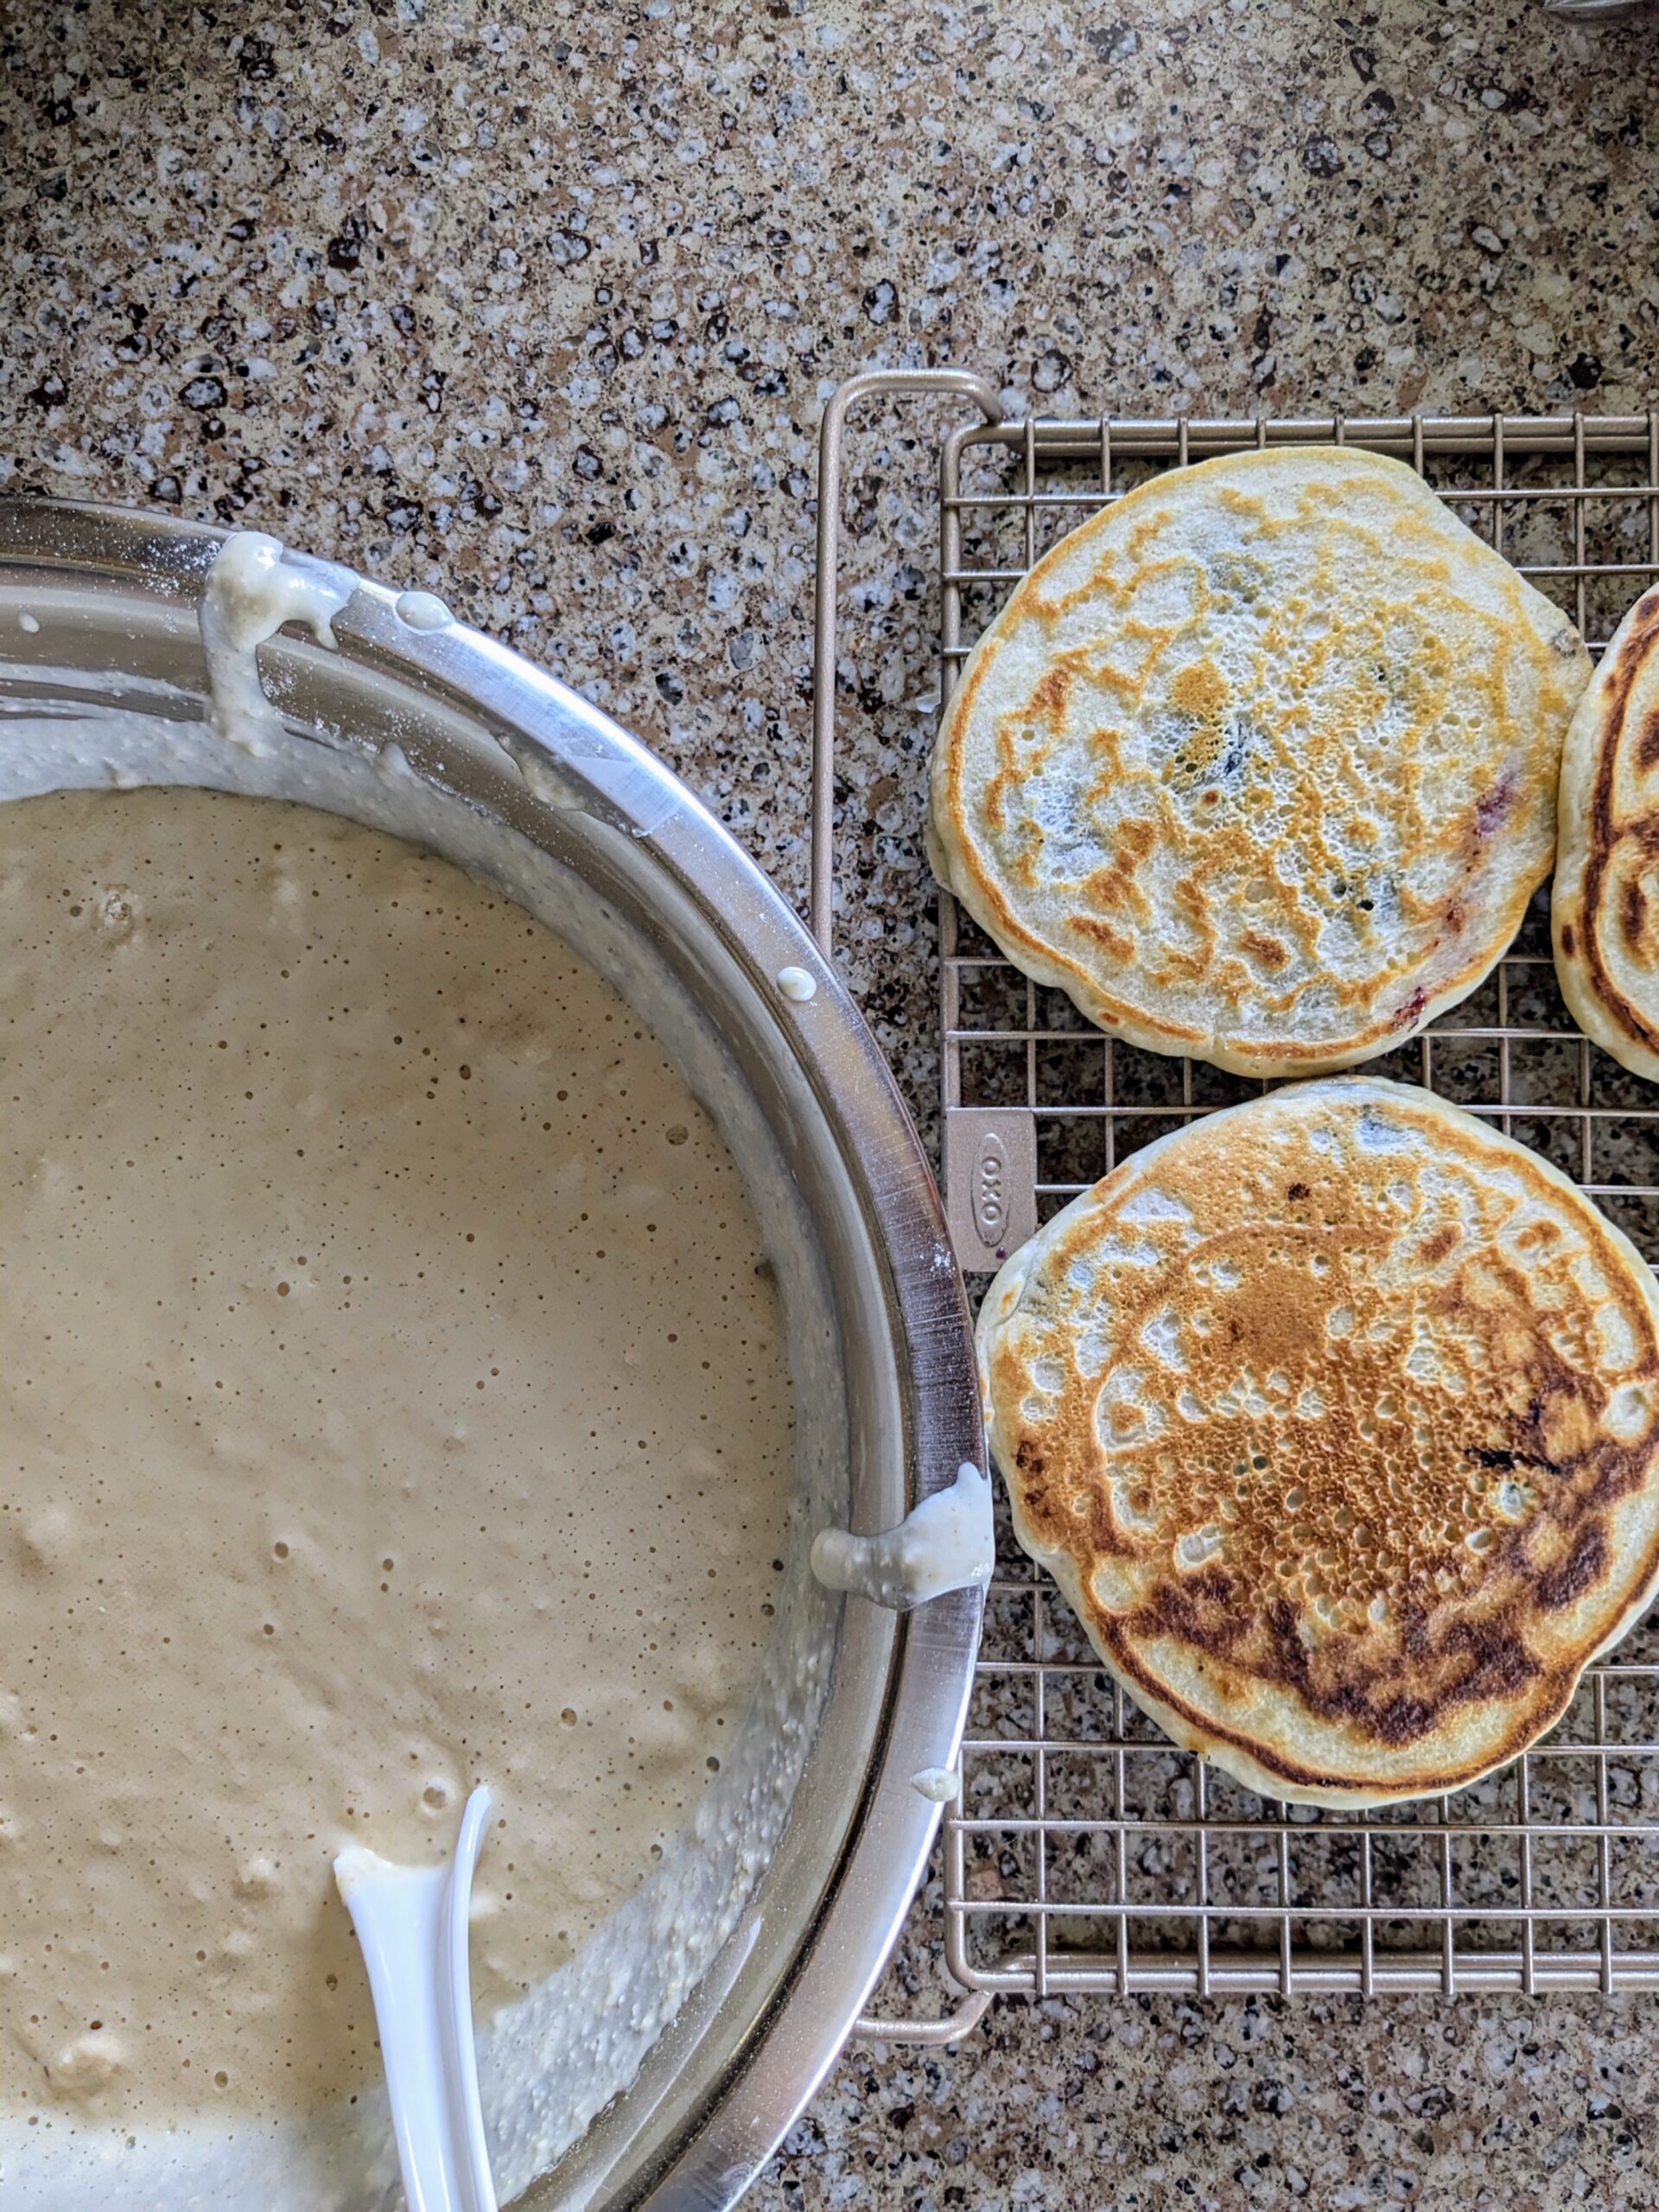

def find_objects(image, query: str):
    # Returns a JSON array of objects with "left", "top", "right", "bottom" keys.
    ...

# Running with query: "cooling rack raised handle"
[
  {"left": 851, "top": 1987, "right": 994, "bottom": 2047},
  {"left": 811, "top": 369, "right": 1004, "bottom": 954}
]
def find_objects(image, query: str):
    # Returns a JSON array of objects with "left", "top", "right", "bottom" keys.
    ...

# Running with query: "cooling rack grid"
[{"left": 813, "top": 375, "right": 1659, "bottom": 2031}]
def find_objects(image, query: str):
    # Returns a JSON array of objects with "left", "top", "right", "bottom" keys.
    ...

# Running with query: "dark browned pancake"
[{"left": 977, "top": 1078, "right": 1659, "bottom": 1807}]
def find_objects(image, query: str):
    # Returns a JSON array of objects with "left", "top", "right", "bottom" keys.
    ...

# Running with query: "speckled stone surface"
[{"left": 7, "top": 0, "right": 1659, "bottom": 2202}]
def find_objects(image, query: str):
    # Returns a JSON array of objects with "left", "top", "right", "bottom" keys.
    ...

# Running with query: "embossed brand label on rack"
[
  {"left": 973, "top": 1128, "right": 1012, "bottom": 1243},
  {"left": 944, "top": 1108, "right": 1036, "bottom": 1271}
]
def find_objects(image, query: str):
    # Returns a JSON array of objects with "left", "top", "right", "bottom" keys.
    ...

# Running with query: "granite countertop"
[{"left": 7, "top": 0, "right": 1659, "bottom": 2202}]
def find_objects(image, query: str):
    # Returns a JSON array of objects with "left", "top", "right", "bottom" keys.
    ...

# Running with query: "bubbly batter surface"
[{"left": 0, "top": 789, "right": 791, "bottom": 2125}]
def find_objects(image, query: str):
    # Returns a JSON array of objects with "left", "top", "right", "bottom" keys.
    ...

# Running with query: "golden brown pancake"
[
  {"left": 1554, "top": 583, "right": 1659, "bottom": 1082},
  {"left": 977, "top": 1077, "right": 1659, "bottom": 1808},
  {"left": 931, "top": 447, "right": 1589, "bottom": 1076}
]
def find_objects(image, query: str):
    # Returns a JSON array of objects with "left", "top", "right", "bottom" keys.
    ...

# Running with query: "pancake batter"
[{"left": 0, "top": 788, "right": 792, "bottom": 2126}]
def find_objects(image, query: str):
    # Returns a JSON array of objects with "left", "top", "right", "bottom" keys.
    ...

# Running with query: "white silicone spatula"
[{"left": 334, "top": 1785, "right": 499, "bottom": 2212}]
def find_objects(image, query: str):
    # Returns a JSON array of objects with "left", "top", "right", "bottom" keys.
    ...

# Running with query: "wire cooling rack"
[{"left": 814, "top": 373, "right": 1659, "bottom": 2027}]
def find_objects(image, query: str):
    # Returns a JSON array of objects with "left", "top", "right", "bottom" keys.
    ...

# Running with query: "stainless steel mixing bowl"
[{"left": 0, "top": 499, "right": 983, "bottom": 2210}]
